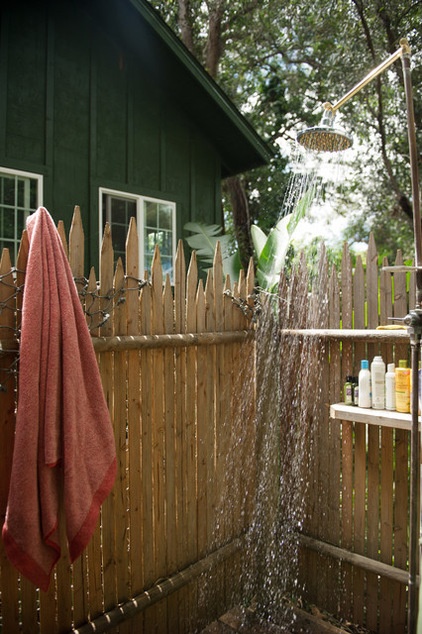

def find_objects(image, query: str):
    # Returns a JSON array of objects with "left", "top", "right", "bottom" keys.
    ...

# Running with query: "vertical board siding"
[{"left": 1, "top": 4, "right": 223, "bottom": 267}]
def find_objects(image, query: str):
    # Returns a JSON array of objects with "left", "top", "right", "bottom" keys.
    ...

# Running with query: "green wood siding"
[
  {"left": 0, "top": 1, "right": 222, "bottom": 266},
  {"left": 5, "top": 5, "right": 48, "bottom": 165}
]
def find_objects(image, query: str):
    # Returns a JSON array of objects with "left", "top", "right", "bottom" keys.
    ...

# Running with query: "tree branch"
[
  {"left": 205, "top": 0, "right": 225, "bottom": 77},
  {"left": 352, "top": 0, "right": 413, "bottom": 221},
  {"left": 177, "top": 0, "right": 196, "bottom": 55}
]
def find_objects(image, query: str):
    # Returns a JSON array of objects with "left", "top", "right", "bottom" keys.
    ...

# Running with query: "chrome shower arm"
[{"left": 327, "top": 39, "right": 410, "bottom": 114}]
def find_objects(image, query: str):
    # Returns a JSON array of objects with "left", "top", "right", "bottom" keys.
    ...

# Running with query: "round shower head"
[
  {"left": 297, "top": 104, "right": 353, "bottom": 152},
  {"left": 297, "top": 125, "right": 353, "bottom": 152}
]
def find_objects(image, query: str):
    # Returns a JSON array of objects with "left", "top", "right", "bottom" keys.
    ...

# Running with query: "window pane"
[
  {"left": 2, "top": 178, "right": 15, "bottom": 206},
  {"left": 145, "top": 201, "right": 158, "bottom": 228},
  {"left": 0, "top": 171, "right": 40, "bottom": 262},
  {"left": 161, "top": 230, "right": 172, "bottom": 256},
  {"left": 161, "top": 256, "right": 173, "bottom": 278},
  {"left": 112, "top": 197, "right": 135, "bottom": 224},
  {"left": 102, "top": 193, "right": 137, "bottom": 267},
  {"left": 17, "top": 210, "right": 28, "bottom": 235},
  {"left": 1, "top": 207, "right": 14, "bottom": 239},
  {"left": 0, "top": 239, "right": 15, "bottom": 253},
  {"left": 142, "top": 198, "right": 175, "bottom": 279},
  {"left": 145, "top": 230, "right": 156, "bottom": 255},
  {"left": 158, "top": 204, "right": 172, "bottom": 230},
  {"left": 101, "top": 192, "right": 175, "bottom": 277},
  {"left": 17, "top": 178, "right": 26, "bottom": 208},
  {"left": 112, "top": 224, "right": 127, "bottom": 254},
  {"left": 30, "top": 180, "right": 37, "bottom": 209}
]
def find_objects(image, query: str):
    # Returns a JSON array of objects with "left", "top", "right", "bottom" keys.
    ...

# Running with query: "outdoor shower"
[{"left": 297, "top": 38, "right": 422, "bottom": 634}]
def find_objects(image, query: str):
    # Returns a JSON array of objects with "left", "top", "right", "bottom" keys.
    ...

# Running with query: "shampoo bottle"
[
  {"left": 371, "top": 355, "right": 385, "bottom": 409},
  {"left": 395, "top": 360, "right": 410, "bottom": 413},
  {"left": 385, "top": 363, "right": 396, "bottom": 411},
  {"left": 344, "top": 376, "right": 354, "bottom": 405},
  {"left": 358, "top": 360, "right": 371, "bottom": 408}
]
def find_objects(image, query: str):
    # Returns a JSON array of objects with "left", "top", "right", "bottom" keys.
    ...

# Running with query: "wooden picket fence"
[
  {"left": 272, "top": 234, "right": 416, "bottom": 633},
  {"left": 0, "top": 207, "right": 257, "bottom": 633},
  {"left": 0, "top": 206, "right": 418, "bottom": 633}
]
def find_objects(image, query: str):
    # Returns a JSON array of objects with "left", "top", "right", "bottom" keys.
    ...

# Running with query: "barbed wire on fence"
[
  {"left": 0, "top": 273, "right": 151, "bottom": 392},
  {"left": 1, "top": 268, "right": 257, "bottom": 392}
]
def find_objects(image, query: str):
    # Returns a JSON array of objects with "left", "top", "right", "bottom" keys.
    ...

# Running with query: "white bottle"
[
  {"left": 385, "top": 363, "right": 396, "bottom": 411},
  {"left": 358, "top": 360, "right": 371, "bottom": 408},
  {"left": 371, "top": 355, "right": 386, "bottom": 409}
]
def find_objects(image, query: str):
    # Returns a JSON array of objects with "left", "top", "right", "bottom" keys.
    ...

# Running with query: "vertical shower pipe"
[
  {"left": 400, "top": 39, "right": 422, "bottom": 634},
  {"left": 297, "top": 39, "right": 421, "bottom": 629},
  {"left": 331, "top": 39, "right": 422, "bottom": 630}
]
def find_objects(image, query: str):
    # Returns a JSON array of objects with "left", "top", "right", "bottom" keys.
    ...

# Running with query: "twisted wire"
[{"left": 0, "top": 273, "right": 151, "bottom": 391}]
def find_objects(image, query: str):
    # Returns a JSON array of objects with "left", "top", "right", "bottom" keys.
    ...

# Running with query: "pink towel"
[{"left": 2, "top": 207, "right": 116, "bottom": 591}]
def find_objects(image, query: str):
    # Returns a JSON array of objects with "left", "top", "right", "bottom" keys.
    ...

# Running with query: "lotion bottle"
[
  {"left": 385, "top": 363, "right": 396, "bottom": 411},
  {"left": 395, "top": 360, "right": 410, "bottom": 413},
  {"left": 358, "top": 360, "right": 371, "bottom": 408},
  {"left": 371, "top": 355, "right": 385, "bottom": 409}
]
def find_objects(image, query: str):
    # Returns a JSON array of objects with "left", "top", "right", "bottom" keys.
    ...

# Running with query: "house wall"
[{"left": 0, "top": 0, "right": 222, "bottom": 266}]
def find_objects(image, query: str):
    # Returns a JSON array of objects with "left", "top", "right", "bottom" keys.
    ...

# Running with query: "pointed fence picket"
[
  {"left": 0, "top": 207, "right": 256, "bottom": 634},
  {"left": 0, "top": 205, "right": 417, "bottom": 634},
  {"left": 276, "top": 237, "right": 415, "bottom": 634}
]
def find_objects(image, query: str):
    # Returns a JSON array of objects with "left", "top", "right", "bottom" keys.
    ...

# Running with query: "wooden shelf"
[{"left": 330, "top": 403, "right": 418, "bottom": 431}]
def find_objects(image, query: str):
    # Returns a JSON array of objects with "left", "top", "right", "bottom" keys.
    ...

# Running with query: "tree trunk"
[
  {"left": 177, "top": 0, "right": 256, "bottom": 268},
  {"left": 224, "top": 177, "right": 254, "bottom": 270},
  {"left": 178, "top": 0, "right": 195, "bottom": 54}
]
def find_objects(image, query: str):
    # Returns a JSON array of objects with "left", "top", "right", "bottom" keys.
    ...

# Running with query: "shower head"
[{"left": 297, "top": 104, "right": 353, "bottom": 152}]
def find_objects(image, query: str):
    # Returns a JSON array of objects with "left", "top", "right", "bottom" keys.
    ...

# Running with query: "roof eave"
[{"left": 128, "top": 0, "right": 274, "bottom": 173}]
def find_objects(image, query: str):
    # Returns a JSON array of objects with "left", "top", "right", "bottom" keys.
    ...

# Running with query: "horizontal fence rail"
[
  {"left": 276, "top": 237, "right": 415, "bottom": 634},
  {"left": 0, "top": 206, "right": 257, "bottom": 633},
  {"left": 0, "top": 207, "right": 417, "bottom": 634}
]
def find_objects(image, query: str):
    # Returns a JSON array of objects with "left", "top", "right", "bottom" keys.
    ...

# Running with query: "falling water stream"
[
  {"left": 240, "top": 142, "right": 349, "bottom": 629},
  {"left": 198, "top": 142, "right": 351, "bottom": 632}
]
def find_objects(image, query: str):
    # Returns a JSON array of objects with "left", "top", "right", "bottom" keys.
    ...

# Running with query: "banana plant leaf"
[
  {"left": 252, "top": 186, "right": 316, "bottom": 290},
  {"left": 184, "top": 221, "right": 241, "bottom": 280}
]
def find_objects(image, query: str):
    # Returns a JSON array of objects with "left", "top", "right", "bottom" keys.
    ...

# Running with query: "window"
[
  {"left": 0, "top": 168, "right": 43, "bottom": 262},
  {"left": 100, "top": 188, "right": 176, "bottom": 279}
]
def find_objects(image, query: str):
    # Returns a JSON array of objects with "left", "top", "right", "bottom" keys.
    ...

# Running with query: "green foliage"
[
  {"left": 184, "top": 221, "right": 242, "bottom": 281},
  {"left": 150, "top": 0, "right": 422, "bottom": 261},
  {"left": 185, "top": 186, "right": 315, "bottom": 288},
  {"left": 252, "top": 186, "right": 314, "bottom": 289}
]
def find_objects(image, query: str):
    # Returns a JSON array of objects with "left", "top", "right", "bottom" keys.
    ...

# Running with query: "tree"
[{"left": 150, "top": 0, "right": 422, "bottom": 264}]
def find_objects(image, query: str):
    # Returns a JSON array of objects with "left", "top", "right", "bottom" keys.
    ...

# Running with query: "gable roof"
[{"left": 85, "top": 0, "right": 273, "bottom": 176}]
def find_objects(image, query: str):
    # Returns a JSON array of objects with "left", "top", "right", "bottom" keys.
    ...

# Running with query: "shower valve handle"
[
  {"left": 388, "top": 312, "right": 422, "bottom": 326},
  {"left": 404, "top": 309, "right": 422, "bottom": 329}
]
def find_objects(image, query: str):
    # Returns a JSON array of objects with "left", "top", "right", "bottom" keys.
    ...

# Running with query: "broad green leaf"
[
  {"left": 184, "top": 221, "right": 238, "bottom": 278},
  {"left": 287, "top": 186, "right": 316, "bottom": 235},
  {"left": 258, "top": 213, "right": 291, "bottom": 275},
  {"left": 251, "top": 224, "right": 268, "bottom": 259}
]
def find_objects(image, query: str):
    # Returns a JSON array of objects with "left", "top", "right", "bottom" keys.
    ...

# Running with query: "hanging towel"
[{"left": 2, "top": 207, "right": 116, "bottom": 592}]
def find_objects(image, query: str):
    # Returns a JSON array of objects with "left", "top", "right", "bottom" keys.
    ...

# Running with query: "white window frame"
[
  {"left": 99, "top": 187, "right": 177, "bottom": 278},
  {"left": 0, "top": 166, "right": 43, "bottom": 261}
]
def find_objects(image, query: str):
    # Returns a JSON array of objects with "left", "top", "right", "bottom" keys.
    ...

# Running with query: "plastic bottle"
[
  {"left": 353, "top": 381, "right": 359, "bottom": 405},
  {"left": 385, "top": 363, "right": 396, "bottom": 411},
  {"left": 395, "top": 360, "right": 410, "bottom": 413},
  {"left": 371, "top": 355, "right": 385, "bottom": 409},
  {"left": 352, "top": 376, "right": 359, "bottom": 405},
  {"left": 344, "top": 376, "right": 354, "bottom": 405},
  {"left": 358, "top": 360, "right": 371, "bottom": 408}
]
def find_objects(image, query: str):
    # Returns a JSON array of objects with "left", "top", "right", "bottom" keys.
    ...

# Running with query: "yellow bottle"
[{"left": 395, "top": 360, "right": 410, "bottom": 413}]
